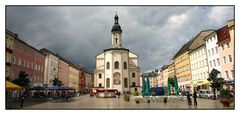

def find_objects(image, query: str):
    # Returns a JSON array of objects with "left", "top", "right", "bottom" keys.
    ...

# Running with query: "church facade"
[{"left": 94, "top": 14, "right": 141, "bottom": 94}]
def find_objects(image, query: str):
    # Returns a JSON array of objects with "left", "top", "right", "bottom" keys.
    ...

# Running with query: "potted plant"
[
  {"left": 163, "top": 97, "right": 167, "bottom": 103},
  {"left": 124, "top": 95, "right": 130, "bottom": 102},
  {"left": 219, "top": 88, "right": 234, "bottom": 107},
  {"left": 134, "top": 98, "right": 141, "bottom": 104},
  {"left": 133, "top": 91, "right": 139, "bottom": 96}
]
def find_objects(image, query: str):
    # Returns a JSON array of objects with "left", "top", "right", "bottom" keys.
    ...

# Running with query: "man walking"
[{"left": 193, "top": 90, "right": 198, "bottom": 107}]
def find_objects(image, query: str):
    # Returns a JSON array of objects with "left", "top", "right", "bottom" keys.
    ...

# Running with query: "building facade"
[
  {"left": 216, "top": 25, "right": 234, "bottom": 89},
  {"left": 86, "top": 72, "right": 93, "bottom": 93},
  {"left": 205, "top": 32, "right": 222, "bottom": 78},
  {"left": 161, "top": 65, "right": 169, "bottom": 87},
  {"left": 10, "top": 31, "right": 45, "bottom": 86},
  {"left": 40, "top": 48, "right": 59, "bottom": 86},
  {"left": 6, "top": 30, "right": 15, "bottom": 80},
  {"left": 69, "top": 64, "right": 79, "bottom": 92},
  {"left": 94, "top": 14, "right": 141, "bottom": 94},
  {"left": 173, "top": 38, "right": 195, "bottom": 92},
  {"left": 57, "top": 56, "right": 69, "bottom": 87},
  {"left": 189, "top": 30, "right": 214, "bottom": 91},
  {"left": 78, "top": 66, "right": 86, "bottom": 94}
]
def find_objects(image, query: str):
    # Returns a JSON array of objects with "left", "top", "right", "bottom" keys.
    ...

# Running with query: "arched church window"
[
  {"left": 115, "top": 61, "right": 119, "bottom": 69},
  {"left": 115, "top": 38, "right": 118, "bottom": 44},
  {"left": 99, "top": 74, "right": 102, "bottom": 79},
  {"left": 106, "top": 78, "right": 110, "bottom": 88},
  {"left": 124, "top": 62, "right": 127, "bottom": 69},
  {"left": 113, "top": 72, "right": 120, "bottom": 85},
  {"left": 106, "top": 62, "right": 110, "bottom": 69}
]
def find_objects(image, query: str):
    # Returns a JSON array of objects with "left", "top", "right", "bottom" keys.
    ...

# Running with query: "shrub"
[
  {"left": 124, "top": 95, "right": 130, "bottom": 102},
  {"left": 220, "top": 88, "right": 231, "bottom": 98},
  {"left": 133, "top": 91, "right": 139, "bottom": 96},
  {"left": 150, "top": 91, "right": 156, "bottom": 96}
]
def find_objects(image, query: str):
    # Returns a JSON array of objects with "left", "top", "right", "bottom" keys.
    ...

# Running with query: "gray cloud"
[{"left": 6, "top": 6, "right": 234, "bottom": 73}]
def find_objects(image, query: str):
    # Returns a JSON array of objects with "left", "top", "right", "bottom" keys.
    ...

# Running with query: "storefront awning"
[{"left": 6, "top": 81, "right": 22, "bottom": 91}]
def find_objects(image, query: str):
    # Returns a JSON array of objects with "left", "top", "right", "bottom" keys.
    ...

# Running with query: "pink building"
[
  {"left": 217, "top": 25, "right": 234, "bottom": 89},
  {"left": 57, "top": 54, "right": 69, "bottom": 87},
  {"left": 9, "top": 30, "right": 46, "bottom": 86}
]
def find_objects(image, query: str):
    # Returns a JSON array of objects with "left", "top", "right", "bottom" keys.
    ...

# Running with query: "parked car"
[{"left": 198, "top": 89, "right": 214, "bottom": 99}]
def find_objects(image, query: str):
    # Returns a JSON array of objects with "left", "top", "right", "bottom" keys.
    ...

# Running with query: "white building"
[
  {"left": 40, "top": 48, "right": 59, "bottom": 86},
  {"left": 94, "top": 14, "right": 141, "bottom": 94},
  {"left": 204, "top": 31, "right": 222, "bottom": 77},
  {"left": 189, "top": 30, "right": 214, "bottom": 91}
]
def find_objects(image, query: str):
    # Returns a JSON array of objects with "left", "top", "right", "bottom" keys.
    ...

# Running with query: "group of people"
[{"left": 186, "top": 90, "right": 198, "bottom": 107}]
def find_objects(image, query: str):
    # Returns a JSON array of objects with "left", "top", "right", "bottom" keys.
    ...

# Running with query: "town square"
[{"left": 5, "top": 6, "right": 234, "bottom": 110}]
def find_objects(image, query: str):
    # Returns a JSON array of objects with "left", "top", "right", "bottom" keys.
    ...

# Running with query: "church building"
[{"left": 94, "top": 14, "right": 141, "bottom": 94}]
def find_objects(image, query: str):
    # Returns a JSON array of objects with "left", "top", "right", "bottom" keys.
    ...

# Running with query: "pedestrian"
[
  {"left": 20, "top": 92, "right": 25, "bottom": 108},
  {"left": 193, "top": 90, "right": 198, "bottom": 107},
  {"left": 186, "top": 91, "right": 192, "bottom": 106}
]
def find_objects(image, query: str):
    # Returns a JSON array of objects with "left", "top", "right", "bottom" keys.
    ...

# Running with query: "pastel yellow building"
[
  {"left": 173, "top": 38, "right": 195, "bottom": 92},
  {"left": 69, "top": 64, "right": 79, "bottom": 92},
  {"left": 6, "top": 30, "right": 15, "bottom": 79},
  {"left": 167, "top": 63, "right": 175, "bottom": 78}
]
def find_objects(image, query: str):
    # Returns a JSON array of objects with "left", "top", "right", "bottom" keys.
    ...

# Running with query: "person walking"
[
  {"left": 186, "top": 91, "right": 192, "bottom": 106},
  {"left": 193, "top": 90, "right": 198, "bottom": 107},
  {"left": 20, "top": 91, "right": 25, "bottom": 108}
]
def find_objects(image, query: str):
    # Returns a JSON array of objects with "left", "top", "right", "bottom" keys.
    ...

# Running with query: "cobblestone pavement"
[{"left": 21, "top": 94, "right": 234, "bottom": 110}]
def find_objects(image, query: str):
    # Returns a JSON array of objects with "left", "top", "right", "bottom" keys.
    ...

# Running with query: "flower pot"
[
  {"left": 135, "top": 100, "right": 140, "bottom": 104},
  {"left": 147, "top": 100, "right": 150, "bottom": 103},
  {"left": 222, "top": 102, "right": 230, "bottom": 107}
]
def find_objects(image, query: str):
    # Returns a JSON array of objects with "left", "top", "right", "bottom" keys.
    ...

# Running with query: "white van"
[{"left": 198, "top": 89, "right": 214, "bottom": 99}]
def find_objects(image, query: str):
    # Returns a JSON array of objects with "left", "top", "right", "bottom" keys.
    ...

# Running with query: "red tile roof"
[{"left": 217, "top": 25, "right": 230, "bottom": 44}]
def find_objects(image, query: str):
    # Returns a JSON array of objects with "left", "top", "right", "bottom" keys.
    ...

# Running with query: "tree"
[
  {"left": 207, "top": 69, "right": 224, "bottom": 99},
  {"left": 12, "top": 71, "right": 30, "bottom": 87},
  {"left": 52, "top": 77, "right": 63, "bottom": 86},
  {"left": 169, "top": 77, "right": 175, "bottom": 87}
]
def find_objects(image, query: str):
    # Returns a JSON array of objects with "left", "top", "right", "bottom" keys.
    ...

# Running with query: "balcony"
[
  {"left": 6, "top": 62, "right": 11, "bottom": 66},
  {"left": 6, "top": 47, "right": 13, "bottom": 53}
]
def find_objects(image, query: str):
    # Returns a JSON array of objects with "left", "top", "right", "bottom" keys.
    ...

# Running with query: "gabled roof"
[
  {"left": 216, "top": 25, "right": 230, "bottom": 44},
  {"left": 172, "top": 35, "right": 197, "bottom": 59},
  {"left": 189, "top": 29, "right": 214, "bottom": 52}
]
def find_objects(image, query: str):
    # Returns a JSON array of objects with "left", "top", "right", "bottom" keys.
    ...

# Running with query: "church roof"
[
  {"left": 103, "top": 47, "right": 129, "bottom": 52},
  {"left": 111, "top": 14, "right": 122, "bottom": 32}
]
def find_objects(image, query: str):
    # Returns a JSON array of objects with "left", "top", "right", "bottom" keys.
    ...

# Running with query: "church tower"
[
  {"left": 111, "top": 14, "right": 122, "bottom": 48},
  {"left": 94, "top": 14, "right": 141, "bottom": 95}
]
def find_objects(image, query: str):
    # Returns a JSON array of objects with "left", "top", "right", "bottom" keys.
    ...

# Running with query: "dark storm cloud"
[{"left": 6, "top": 6, "right": 234, "bottom": 73}]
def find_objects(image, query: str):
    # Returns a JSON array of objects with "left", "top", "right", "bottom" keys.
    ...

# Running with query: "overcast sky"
[{"left": 6, "top": 6, "right": 234, "bottom": 73}]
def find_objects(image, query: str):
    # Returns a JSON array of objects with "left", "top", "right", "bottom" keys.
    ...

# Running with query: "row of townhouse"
[
  {"left": 158, "top": 19, "right": 234, "bottom": 92},
  {"left": 5, "top": 30, "right": 93, "bottom": 93}
]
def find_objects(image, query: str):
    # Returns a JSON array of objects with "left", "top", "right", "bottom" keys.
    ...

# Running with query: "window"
[
  {"left": 18, "top": 58, "right": 21, "bottom": 66},
  {"left": 228, "top": 55, "right": 232, "bottom": 63},
  {"left": 12, "top": 56, "right": 16, "bottom": 64},
  {"left": 212, "top": 48, "right": 214, "bottom": 55},
  {"left": 113, "top": 72, "right": 121, "bottom": 84},
  {"left": 115, "top": 61, "right": 119, "bottom": 69},
  {"left": 99, "top": 74, "right": 102, "bottom": 79},
  {"left": 208, "top": 50, "right": 210, "bottom": 56},
  {"left": 225, "top": 71, "right": 229, "bottom": 79},
  {"left": 124, "top": 78, "right": 128, "bottom": 88},
  {"left": 215, "top": 47, "right": 218, "bottom": 54},
  {"left": 134, "top": 88, "right": 137, "bottom": 92},
  {"left": 227, "top": 42, "right": 230, "bottom": 48},
  {"left": 106, "top": 78, "right": 110, "bottom": 88},
  {"left": 223, "top": 56, "right": 226, "bottom": 64},
  {"left": 202, "top": 60, "right": 204, "bottom": 66},
  {"left": 98, "top": 83, "right": 102, "bottom": 87},
  {"left": 221, "top": 44, "right": 224, "bottom": 50},
  {"left": 231, "top": 70, "right": 234, "bottom": 79},
  {"left": 124, "top": 62, "right": 127, "bottom": 69},
  {"left": 217, "top": 58, "right": 220, "bottom": 66},
  {"left": 106, "top": 62, "right": 110, "bottom": 69},
  {"left": 213, "top": 60, "right": 216, "bottom": 67},
  {"left": 132, "top": 82, "right": 136, "bottom": 87},
  {"left": 132, "top": 73, "right": 135, "bottom": 78},
  {"left": 209, "top": 61, "right": 212, "bottom": 67}
]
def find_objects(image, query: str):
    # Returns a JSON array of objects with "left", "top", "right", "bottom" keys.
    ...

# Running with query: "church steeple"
[{"left": 111, "top": 14, "right": 122, "bottom": 48}]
